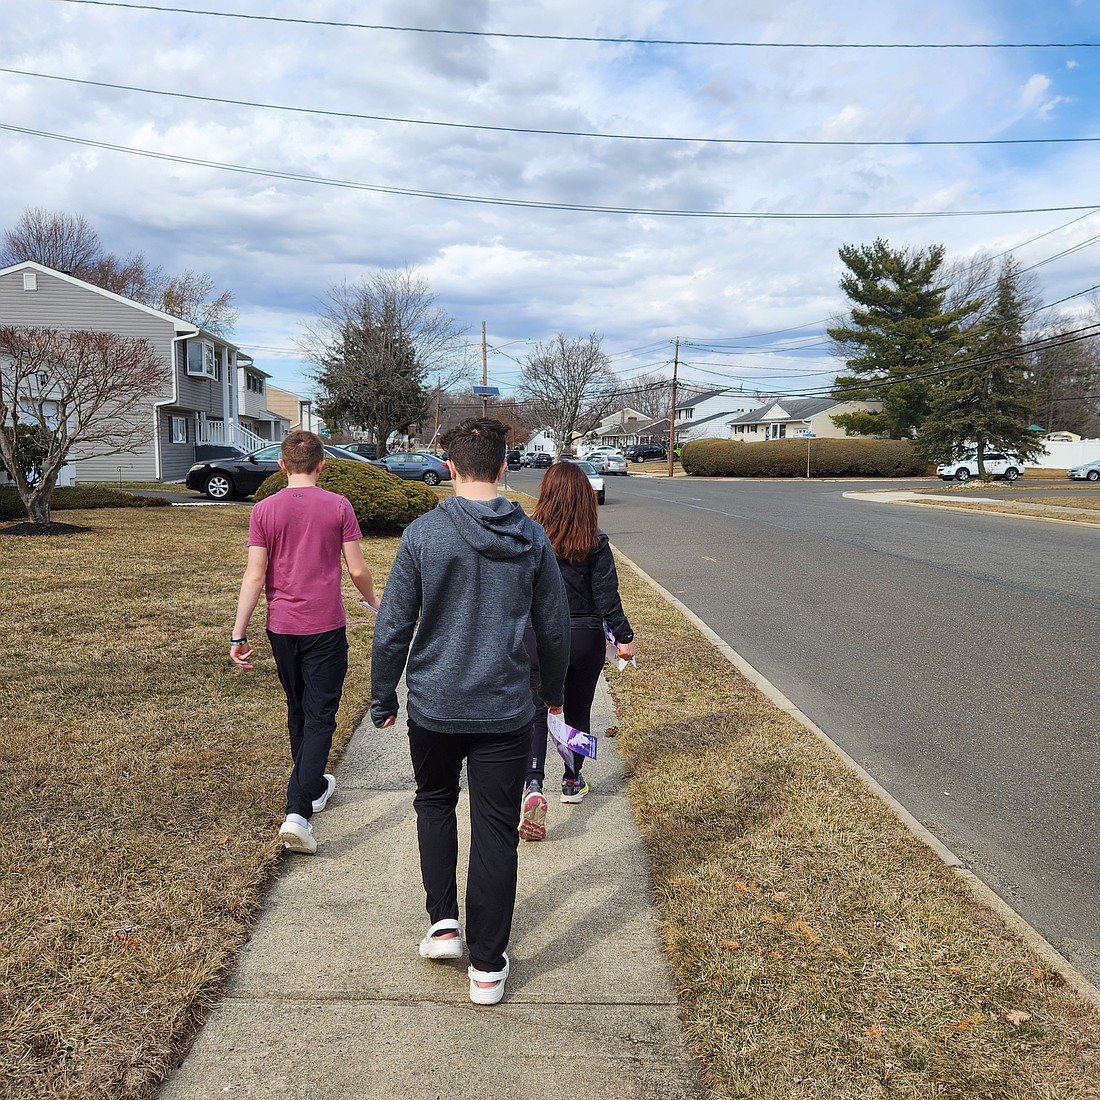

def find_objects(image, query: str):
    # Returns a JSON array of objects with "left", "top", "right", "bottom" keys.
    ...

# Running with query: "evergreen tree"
[
  {"left": 828, "top": 239, "right": 983, "bottom": 438},
  {"left": 916, "top": 257, "right": 1043, "bottom": 473}
]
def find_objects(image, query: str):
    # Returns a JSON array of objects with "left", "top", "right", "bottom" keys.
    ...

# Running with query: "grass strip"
[
  {"left": 4, "top": 503, "right": 1099, "bottom": 1098},
  {"left": 603, "top": 561, "right": 1100, "bottom": 1099},
  {"left": 0, "top": 506, "right": 398, "bottom": 1099}
]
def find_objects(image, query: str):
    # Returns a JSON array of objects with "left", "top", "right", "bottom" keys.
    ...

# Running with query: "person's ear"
[
  {"left": 278, "top": 458, "right": 287, "bottom": 473},
  {"left": 496, "top": 461, "right": 506, "bottom": 481}
]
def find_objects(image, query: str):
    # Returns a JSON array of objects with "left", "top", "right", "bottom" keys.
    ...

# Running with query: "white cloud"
[{"left": 1, "top": 0, "right": 1098, "bottom": 397}]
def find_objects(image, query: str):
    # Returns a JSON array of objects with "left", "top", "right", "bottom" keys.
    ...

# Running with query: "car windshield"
[{"left": 577, "top": 461, "right": 597, "bottom": 474}]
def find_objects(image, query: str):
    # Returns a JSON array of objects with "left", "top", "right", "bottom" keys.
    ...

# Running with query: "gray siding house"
[{"left": 0, "top": 261, "right": 270, "bottom": 483}]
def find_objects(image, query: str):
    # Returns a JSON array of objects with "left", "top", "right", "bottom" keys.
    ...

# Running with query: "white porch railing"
[{"left": 197, "top": 419, "right": 267, "bottom": 452}]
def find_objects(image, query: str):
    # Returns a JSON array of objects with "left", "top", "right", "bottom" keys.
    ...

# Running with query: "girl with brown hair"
[{"left": 521, "top": 460, "right": 635, "bottom": 841}]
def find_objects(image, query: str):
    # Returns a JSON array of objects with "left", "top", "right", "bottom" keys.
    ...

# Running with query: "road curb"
[
  {"left": 844, "top": 489, "right": 1100, "bottom": 529},
  {"left": 611, "top": 543, "right": 1100, "bottom": 1012}
]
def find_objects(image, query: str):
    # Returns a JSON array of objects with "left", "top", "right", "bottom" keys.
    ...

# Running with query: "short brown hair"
[
  {"left": 281, "top": 430, "right": 325, "bottom": 474},
  {"left": 532, "top": 460, "right": 598, "bottom": 562},
  {"left": 440, "top": 418, "right": 508, "bottom": 481}
]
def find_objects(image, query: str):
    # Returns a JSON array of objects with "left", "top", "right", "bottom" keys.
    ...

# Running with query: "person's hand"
[
  {"left": 616, "top": 641, "right": 635, "bottom": 661},
  {"left": 547, "top": 704, "right": 564, "bottom": 715},
  {"left": 230, "top": 641, "right": 254, "bottom": 670},
  {"left": 359, "top": 596, "right": 380, "bottom": 613},
  {"left": 380, "top": 715, "right": 396, "bottom": 728}
]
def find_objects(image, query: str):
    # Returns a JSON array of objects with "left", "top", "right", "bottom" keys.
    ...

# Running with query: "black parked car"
[
  {"left": 505, "top": 449, "right": 522, "bottom": 467},
  {"left": 343, "top": 441, "right": 379, "bottom": 459},
  {"left": 185, "top": 443, "right": 372, "bottom": 500},
  {"left": 522, "top": 452, "right": 554, "bottom": 468},
  {"left": 623, "top": 442, "right": 667, "bottom": 463}
]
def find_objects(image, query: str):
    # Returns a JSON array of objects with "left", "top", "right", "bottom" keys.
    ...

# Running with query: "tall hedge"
[
  {"left": 679, "top": 437, "right": 925, "bottom": 477},
  {"left": 253, "top": 459, "right": 439, "bottom": 532}
]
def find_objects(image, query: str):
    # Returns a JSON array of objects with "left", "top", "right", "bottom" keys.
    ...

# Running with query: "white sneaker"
[
  {"left": 312, "top": 774, "right": 336, "bottom": 813},
  {"left": 468, "top": 953, "right": 510, "bottom": 1005},
  {"left": 418, "top": 918, "right": 465, "bottom": 960},
  {"left": 278, "top": 817, "right": 317, "bottom": 854}
]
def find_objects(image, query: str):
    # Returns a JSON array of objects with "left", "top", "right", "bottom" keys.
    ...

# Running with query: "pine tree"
[
  {"left": 916, "top": 257, "right": 1043, "bottom": 473},
  {"left": 828, "top": 239, "right": 982, "bottom": 438}
]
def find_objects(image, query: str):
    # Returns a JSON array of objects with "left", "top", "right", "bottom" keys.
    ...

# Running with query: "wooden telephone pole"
[
  {"left": 667, "top": 338, "right": 679, "bottom": 478},
  {"left": 481, "top": 321, "right": 489, "bottom": 418}
]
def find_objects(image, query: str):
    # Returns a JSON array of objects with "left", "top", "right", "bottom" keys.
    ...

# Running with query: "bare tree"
[
  {"left": 158, "top": 270, "right": 237, "bottom": 337},
  {"left": 2, "top": 208, "right": 103, "bottom": 276},
  {"left": 0, "top": 326, "right": 163, "bottom": 526},
  {"left": 3, "top": 208, "right": 236, "bottom": 336},
  {"left": 302, "top": 269, "right": 467, "bottom": 448},
  {"left": 617, "top": 369, "right": 671, "bottom": 420},
  {"left": 519, "top": 333, "right": 616, "bottom": 451}
]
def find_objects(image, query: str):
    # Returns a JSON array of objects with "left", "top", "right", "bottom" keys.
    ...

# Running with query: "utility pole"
[
  {"left": 667, "top": 338, "right": 679, "bottom": 478},
  {"left": 432, "top": 381, "right": 443, "bottom": 454},
  {"left": 481, "top": 321, "right": 488, "bottom": 418}
]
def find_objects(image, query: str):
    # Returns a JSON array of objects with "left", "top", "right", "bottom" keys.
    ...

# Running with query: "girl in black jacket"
[{"left": 522, "top": 460, "right": 635, "bottom": 840}]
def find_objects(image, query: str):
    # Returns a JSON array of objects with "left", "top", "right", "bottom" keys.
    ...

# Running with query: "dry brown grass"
[
  {"left": 0, "top": 506, "right": 397, "bottom": 1099},
  {"left": 604, "top": 564, "right": 1100, "bottom": 1100},
  {"left": 5, "top": 500, "right": 1100, "bottom": 1099},
  {"left": 909, "top": 488, "right": 1100, "bottom": 524}
]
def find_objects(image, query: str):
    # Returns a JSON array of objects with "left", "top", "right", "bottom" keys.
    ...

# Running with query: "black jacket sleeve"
[{"left": 590, "top": 535, "right": 633, "bottom": 643}]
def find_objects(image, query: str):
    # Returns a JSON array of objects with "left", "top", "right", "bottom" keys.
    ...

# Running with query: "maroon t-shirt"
[{"left": 248, "top": 485, "right": 362, "bottom": 635}]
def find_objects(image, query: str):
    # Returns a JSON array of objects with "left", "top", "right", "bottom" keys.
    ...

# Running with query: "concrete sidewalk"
[{"left": 159, "top": 679, "right": 705, "bottom": 1099}]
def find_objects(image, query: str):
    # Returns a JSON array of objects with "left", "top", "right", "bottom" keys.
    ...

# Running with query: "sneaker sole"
[
  {"left": 560, "top": 787, "right": 588, "bottom": 804},
  {"left": 279, "top": 828, "right": 317, "bottom": 854},
  {"left": 519, "top": 792, "right": 548, "bottom": 841},
  {"left": 420, "top": 936, "right": 464, "bottom": 960}
]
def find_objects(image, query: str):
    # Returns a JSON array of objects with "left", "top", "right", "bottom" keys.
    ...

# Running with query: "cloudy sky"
[{"left": 3, "top": 0, "right": 1099, "bottom": 402}]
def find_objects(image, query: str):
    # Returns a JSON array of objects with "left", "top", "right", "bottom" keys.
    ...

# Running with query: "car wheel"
[
  {"left": 597, "top": 489, "right": 605, "bottom": 504},
  {"left": 204, "top": 472, "right": 234, "bottom": 500},
  {"left": 423, "top": 470, "right": 441, "bottom": 486},
  {"left": 1088, "top": 470, "right": 1100, "bottom": 482},
  {"left": 1004, "top": 467, "right": 1020, "bottom": 482},
  {"left": 954, "top": 468, "right": 971, "bottom": 483}
]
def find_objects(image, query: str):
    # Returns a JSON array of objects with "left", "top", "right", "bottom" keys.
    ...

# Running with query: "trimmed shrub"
[
  {"left": 680, "top": 437, "right": 926, "bottom": 478},
  {"left": 0, "top": 485, "right": 170, "bottom": 520},
  {"left": 253, "top": 458, "right": 438, "bottom": 533}
]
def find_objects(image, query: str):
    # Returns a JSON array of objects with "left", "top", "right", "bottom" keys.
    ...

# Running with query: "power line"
[
  {"left": 4, "top": 66, "right": 1097, "bottom": 149},
  {"left": 42, "top": 1, "right": 1100, "bottom": 49},
  {"left": 4, "top": 122, "right": 1097, "bottom": 221}
]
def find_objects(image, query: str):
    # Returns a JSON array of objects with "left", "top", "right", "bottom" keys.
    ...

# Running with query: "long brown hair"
[{"left": 532, "top": 461, "right": 598, "bottom": 562}]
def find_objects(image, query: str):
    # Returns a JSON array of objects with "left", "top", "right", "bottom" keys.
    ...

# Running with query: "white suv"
[{"left": 936, "top": 452, "right": 1022, "bottom": 483}]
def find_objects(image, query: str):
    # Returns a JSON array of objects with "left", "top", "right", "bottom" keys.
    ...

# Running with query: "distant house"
[
  {"left": 237, "top": 359, "right": 289, "bottom": 443},
  {"left": 524, "top": 428, "right": 558, "bottom": 456},
  {"left": 0, "top": 260, "right": 277, "bottom": 482},
  {"left": 265, "top": 384, "right": 325, "bottom": 436},
  {"left": 727, "top": 398, "right": 883, "bottom": 441},
  {"left": 673, "top": 388, "right": 758, "bottom": 444},
  {"left": 579, "top": 407, "right": 657, "bottom": 451}
]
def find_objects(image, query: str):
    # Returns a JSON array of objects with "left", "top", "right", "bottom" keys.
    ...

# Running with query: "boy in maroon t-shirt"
[{"left": 230, "top": 431, "right": 379, "bottom": 854}]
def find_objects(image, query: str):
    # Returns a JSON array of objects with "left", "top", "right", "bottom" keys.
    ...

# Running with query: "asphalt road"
[{"left": 510, "top": 468, "right": 1100, "bottom": 984}]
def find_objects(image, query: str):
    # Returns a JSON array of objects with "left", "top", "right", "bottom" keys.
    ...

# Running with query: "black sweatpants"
[
  {"left": 407, "top": 717, "right": 530, "bottom": 973},
  {"left": 525, "top": 624, "right": 605, "bottom": 783},
  {"left": 267, "top": 626, "right": 348, "bottom": 819}
]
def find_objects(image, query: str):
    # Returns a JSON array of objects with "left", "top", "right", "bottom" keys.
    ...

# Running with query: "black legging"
[{"left": 525, "top": 624, "right": 605, "bottom": 782}]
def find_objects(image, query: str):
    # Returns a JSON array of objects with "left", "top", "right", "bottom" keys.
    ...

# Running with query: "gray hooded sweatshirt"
[{"left": 370, "top": 495, "right": 570, "bottom": 734}]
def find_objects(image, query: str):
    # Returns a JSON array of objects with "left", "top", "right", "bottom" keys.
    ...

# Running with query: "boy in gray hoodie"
[{"left": 371, "top": 418, "right": 569, "bottom": 1005}]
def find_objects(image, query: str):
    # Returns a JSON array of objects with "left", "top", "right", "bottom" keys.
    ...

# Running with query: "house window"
[
  {"left": 246, "top": 374, "right": 265, "bottom": 394},
  {"left": 23, "top": 272, "right": 37, "bottom": 291},
  {"left": 765, "top": 424, "right": 787, "bottom": 440},
  {"left": 186, "top": 340, "right": 216, "bottom": 378},
  {"left": 169, "top": 416, "right": 188, "bottom": 443}
]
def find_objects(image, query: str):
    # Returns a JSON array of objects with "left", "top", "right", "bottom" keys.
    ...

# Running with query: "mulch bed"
[{"left": 1, "top": 520, "right": 91, "bottom": 535}]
